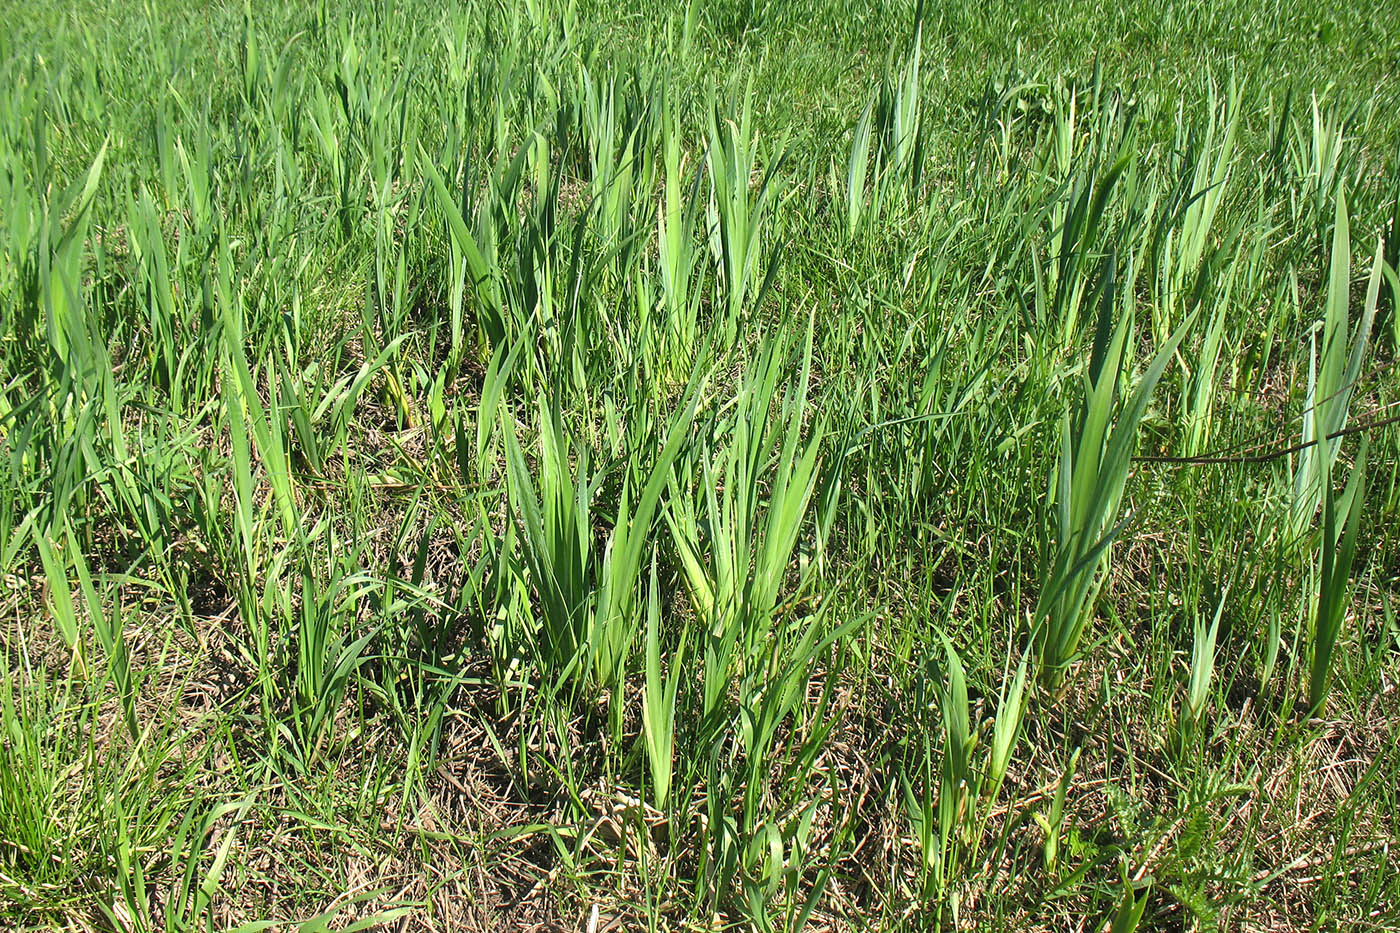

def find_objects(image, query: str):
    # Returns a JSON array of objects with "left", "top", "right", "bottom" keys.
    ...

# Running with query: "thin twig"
[{"left": 1135, "top": 408, "right": 1400, "bottom": 466}]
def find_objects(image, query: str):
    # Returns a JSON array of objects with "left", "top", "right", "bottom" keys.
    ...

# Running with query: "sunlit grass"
[{"left": 3, "top": 0, "right": 1400, "bottom": 928}]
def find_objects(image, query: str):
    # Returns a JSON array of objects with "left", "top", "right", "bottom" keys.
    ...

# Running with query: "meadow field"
[{"left": 3, "top": 0, "right": 1400, "bottom": 929}]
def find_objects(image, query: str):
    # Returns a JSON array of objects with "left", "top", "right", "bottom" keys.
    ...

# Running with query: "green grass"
[{"left": 3, "top": 0, "right": 1400, "bottom": 929}]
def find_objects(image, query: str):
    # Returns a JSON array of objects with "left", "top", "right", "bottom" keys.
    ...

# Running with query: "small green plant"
[
  {"left": 1107, "top": 878, "right": 1152, "bottom": 933},
  {"left": 1183, "top": 582, "right": 1229, "bottom": 732},
  {"left": 1288, "top": 189, "right": 1379, "bottom": 544},
  {"left": 1309, "top": 440, "right": 1367, "bottom": 712},
  {"left": 641, "top": 559, "right": 685, "bottom": 808},
  {"left": 1036, "top": 264, "right": 1196, "bottom": 686},
  {"left": 705, "top": 87, "right": 786, "bottom": 348},
  {"left": 1035, "top": 746, "right": 1081, "bottom": 873},
  {"left": 903, "top": 634, "right": 1029, "bottom": 913},
  {"left": 653, "top": 93, "right": 706, "bottom": 383},
  {"left": 501, "top": 381, "right": 697, "bottom": 724}
]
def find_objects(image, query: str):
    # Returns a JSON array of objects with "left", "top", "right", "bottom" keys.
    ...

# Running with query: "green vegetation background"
[{"left": 2, "top": 0, "right": 1399, "bottom": 929}]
